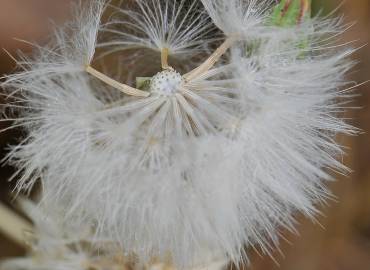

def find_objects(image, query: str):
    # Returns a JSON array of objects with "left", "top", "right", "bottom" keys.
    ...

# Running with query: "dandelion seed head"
[{"left": 1, "top": 0, "right": 357, "bottom": 268}]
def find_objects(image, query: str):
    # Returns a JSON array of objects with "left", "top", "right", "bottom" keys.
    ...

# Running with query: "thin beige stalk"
[
  {"left": 184, "top": 37, "right": 236, "bottom": 81},
  {"left": 161, "top": 48, "right": 170, "bottom": 70},
  {"left": 85, "top": 65, "right": 150, "bottom": 97},
  {"left": 0, "top": 202, "right": 33, "bottom": 248}
]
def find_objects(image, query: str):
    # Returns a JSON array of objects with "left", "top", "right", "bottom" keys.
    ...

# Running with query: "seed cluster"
[{"left": 150, "top": 70, "right": 184, "bottom": 96}]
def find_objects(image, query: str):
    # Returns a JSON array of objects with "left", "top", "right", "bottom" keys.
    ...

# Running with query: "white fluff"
[
  {"left": 5, "top": 1, "right": 104, "bottom": 82},
  {"left": 2, "top": 0, "right": 356, "bottom": 268},
  {"left": 200, "top": 0, "right": 274, "bottom": 38},
  {"left": 0, "top": 200, "right": 128, "bottom": 270},
  {"left": 100, "top": 0, "right": 218, "bottom": 57}
]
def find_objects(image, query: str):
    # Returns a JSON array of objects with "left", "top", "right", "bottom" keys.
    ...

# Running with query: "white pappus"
[
  {"left": 1, "top": 0, "right": 356, "bottom": 268},
  {"left": 0, "top": 199, "right": 138, "bottom": 270}
]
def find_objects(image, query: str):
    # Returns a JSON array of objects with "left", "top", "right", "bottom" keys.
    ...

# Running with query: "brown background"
[{"left": 0, "top": 1, "right": 369, "bottom": 269}]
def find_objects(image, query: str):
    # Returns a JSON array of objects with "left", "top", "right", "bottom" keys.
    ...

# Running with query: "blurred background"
[{"left": 0, "top": 0, "right": 369, "bottom": 269}]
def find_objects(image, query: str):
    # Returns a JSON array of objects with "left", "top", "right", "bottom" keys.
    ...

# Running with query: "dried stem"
[
  {"left": 0, "top": 202, "right": 33, "bottom": 248},
  {"left": 85, "top": 65, "right": 150, "bottom": 97},
  {"left": 161, "top": 48, "right": 170, "bottom": 70},
  {"left": 184, "top": 37, "right": 236, "bottom": 81}
]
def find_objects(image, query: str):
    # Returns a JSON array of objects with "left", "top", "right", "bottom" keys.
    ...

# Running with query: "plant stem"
[
  {"left": 86, "top": 65, "right": 150, "bottom": 97},
  {"left": 0, "top": 202, "right": 33, "bottom": 248},
  {"left": 161, "top": 48, "right": 170, "bottom": 70},
  {"left": 184, "top": 37, "right": 236, "bottom": 81}
]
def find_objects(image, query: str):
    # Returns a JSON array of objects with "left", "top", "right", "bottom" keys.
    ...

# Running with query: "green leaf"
[
  {"left": 268, "top": 0, "right": 312, "bottom": 58},
  {"left": 270, "top": 0, "right": 312, "bottom": 27},
  {"left": 136, "top": 77, "right": 152, "bottom": 91}
]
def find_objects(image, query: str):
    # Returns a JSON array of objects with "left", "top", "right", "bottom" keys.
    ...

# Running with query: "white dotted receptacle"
[{"left": 150, "top": 70, "right": 184, "bottom": 96}]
